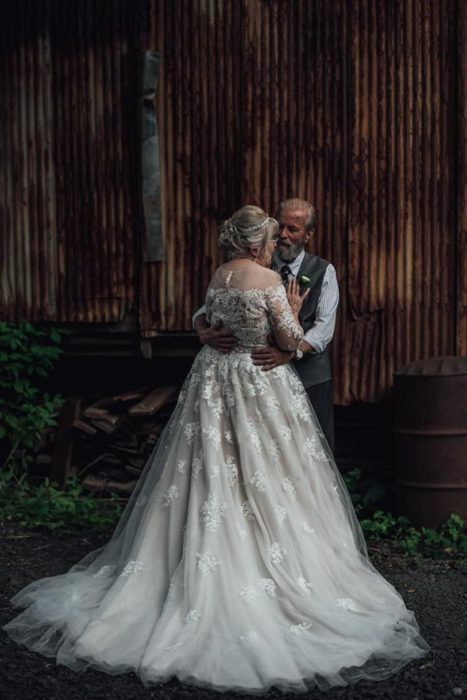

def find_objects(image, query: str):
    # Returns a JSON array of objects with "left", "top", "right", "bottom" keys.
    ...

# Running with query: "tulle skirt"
[{"left": 4, "top": 346, "right": 430, "bottom": 693}]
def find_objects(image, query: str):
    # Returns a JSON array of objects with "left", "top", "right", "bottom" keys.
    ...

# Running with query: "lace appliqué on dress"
[
  {"left": 197, "top": 552, "right": 220, "bottom": 575},
  {"left": 241, "top": 501, "right": 256, "bottom": 521},
  {"left": 93, "top": 564, "right": 115, "bottom": 578},
  {"left": 274, "top": 504, "right": 288, "bottom": 525},
  {"left": 121, "top": 561, "right": 144, "bottom": 576},
  {"left": 290, "top": 621, "right": 313, "bottom": 635},
  {"left": 240, "top": 578, "right": 277, "bottom": 605},
  {"left": 184, "top": 609, "right": 201, "bottom": 625},
  {"left": 163, "top": 485, "right": 180, "bottom": 507},
  {"left": 270, "top": 542, "right": 286, "bottom": 565},
  {"left": 225, "top": 456, "right": 238, "bottom": 487},
  {"left": 306, "top": 434, "right": 329, "bottom": 462},
  {"left": 200, "top": 494, "right": 228, "bottom": 533},
  {"left": 192, "top": 457, "right": 204, "bottom": 480},
  {"left": 298, "top": 576, "right": 313, "bottom": 595},
  {"left": 337, "top": 598, "right": 359, "bottom": 612},
  {"left": 250, "top": 470, "right": 267, "bottom": 493},
  {"left": 184, "top": 422, "right": 200, "bottom": 445},
  {"left": 239, "top": 630, "right": 259, "bottom": 643}
]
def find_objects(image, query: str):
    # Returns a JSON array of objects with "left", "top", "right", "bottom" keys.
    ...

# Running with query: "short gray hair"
[{"left": 277, "top": 198, "right": 317, "bottom": 232}]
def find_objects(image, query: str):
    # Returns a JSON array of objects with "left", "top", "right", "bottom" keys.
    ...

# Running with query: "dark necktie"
[{"left": 280, "top": 265, "right": 292, "bottom": 286}]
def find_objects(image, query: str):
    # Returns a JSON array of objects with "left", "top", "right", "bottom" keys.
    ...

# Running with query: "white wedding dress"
[{"left": 4, "top": 264, "right": 429, "bottom": 693}]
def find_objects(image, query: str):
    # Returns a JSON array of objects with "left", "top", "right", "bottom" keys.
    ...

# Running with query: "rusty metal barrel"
[{"left": 394, "top": 356, "right": 467, "bottom": 528}]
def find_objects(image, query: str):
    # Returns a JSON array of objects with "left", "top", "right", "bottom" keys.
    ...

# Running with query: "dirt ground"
[{"left": 0, "top": 527, "right": 466, "bottom": 700}]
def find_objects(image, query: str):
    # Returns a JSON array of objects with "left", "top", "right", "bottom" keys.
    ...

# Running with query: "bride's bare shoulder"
[
  {"left": 257, "top": 267, "right": 282, "bottom": 286},
  {"left": 208, "top": 263, "right": 281, "bottom": 291}
]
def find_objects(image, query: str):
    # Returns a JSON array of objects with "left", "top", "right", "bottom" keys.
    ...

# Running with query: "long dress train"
[{"left": 3, "top": 265, "right": 429, "bottom": 693}]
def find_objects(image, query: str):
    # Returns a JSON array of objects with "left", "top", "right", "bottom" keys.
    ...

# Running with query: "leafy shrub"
[
  {"left": 0, "top": 321, "right": 65, "bottom": 471},
  {"left": 0, "top": 470, "right": 122, "bottom": 532},
  {"left": 399, "top": 514, "right": 467, "bottom": 558},
  {"left": 343, "top": 467, "right": 388, "bottom": 514},
  {"left": 0, "top": 321, "right": 124, "bottom": 533},
  {"left": 344, "top": 467, "right": 467, "bottom": 558}
]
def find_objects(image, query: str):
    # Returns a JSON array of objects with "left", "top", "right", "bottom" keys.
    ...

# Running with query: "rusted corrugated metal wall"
[
  {"left": 0, "top": 0, "right": 465, "bottom": 404},
  {"left": 0, "top": 0, "right": 139, "bottom": 322},
  {"left": 145, "top": 0, "right": 463, "bottom": 403},
  {"left": 345, "top": 0, "right": 459, "bottom": 400},
  {"left": 459, "top": 0, "right": 467, "bottom": 357}
]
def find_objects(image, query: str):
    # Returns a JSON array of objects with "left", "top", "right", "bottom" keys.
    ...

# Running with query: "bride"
[{"left": 4, "top": 205, "right": 429, "bottom": 693}]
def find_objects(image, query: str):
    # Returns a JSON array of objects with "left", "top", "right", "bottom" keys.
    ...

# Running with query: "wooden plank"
[
  {"left": 128, "top": 385, "right": 177, "bottom": 416},
  {"left": 89, "top": 417, "right": 121, "bottom": 434},
  {"left": 82, "top": 474, "right": 137, "bottom": 494},
  {"left": 51, "top": 398, "right": 81, "bottom": 487},
  {"left": 83, "top": 406, "right": 110, "bottom": 419},
  {"left": 72, "top": 419, "right": 97, "bottom": 436},
  {"left": 111, "top": 387, "right": 149, "bottom": 403}
]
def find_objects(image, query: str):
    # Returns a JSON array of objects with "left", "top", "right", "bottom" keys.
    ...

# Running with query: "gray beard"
[{"left": 276, "top": 243, "right": 305, "bottom": 263}]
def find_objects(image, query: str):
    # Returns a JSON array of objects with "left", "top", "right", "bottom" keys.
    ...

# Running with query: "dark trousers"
[{"left": 305, "top": 380, "right": 334, "bottom": 453}]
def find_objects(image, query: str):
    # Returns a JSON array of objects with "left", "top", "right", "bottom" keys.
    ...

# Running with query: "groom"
[{"left": 193, "top": 198, "right": 339, "bottom": 452}]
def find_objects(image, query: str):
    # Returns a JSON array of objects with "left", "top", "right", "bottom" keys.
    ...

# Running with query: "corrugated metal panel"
[
  {"left": 0, "top": 0, "right": 139, "bottom": 323},
  {"left": 0, "top": 1, "right": 58, "bottom": 319},
  {"left": 141, "top": 0, "right": 242, "bottom": 334},
  {"left": 143, "top": 0, "right": 461, "bottom": 404},
  {"left": 458, "top": 0, "right": 467, "bottom": 356},
  {"left": 345, "top": 0, "right": 458, "bottom": 402},
  {"left": 0, "top": 0, "right": 464, "bottom": 405}
]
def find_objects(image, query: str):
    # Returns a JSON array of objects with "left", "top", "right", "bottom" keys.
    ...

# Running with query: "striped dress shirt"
[{"left": 273, "top": 250, "right": 339, "bottom": 354}]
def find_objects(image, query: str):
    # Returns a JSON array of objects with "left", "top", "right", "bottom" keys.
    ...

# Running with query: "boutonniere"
[{"left": 298, "top": 274, "right": 311, "bottom": 287}]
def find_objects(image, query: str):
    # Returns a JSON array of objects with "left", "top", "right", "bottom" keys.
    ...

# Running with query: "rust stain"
[
  {"left": 144, "top": 0, "right": 460, "bottom": 403},
  {"left": 0, "top": 0, "right": 139, "bottom": 324},
  {"left": 0, "top": 0, "right": 464, "bottom": 404}
]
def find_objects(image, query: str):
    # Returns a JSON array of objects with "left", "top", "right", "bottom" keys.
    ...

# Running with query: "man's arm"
[
  {"left": 250, "top": 340, "right": 294, "bottom": 371},
  {"left": 301, "top": 264, "right": 339, "bottom": 354},
  {"left": 193, "top": 306, "right": 238, "bottom": 353},
  {"left": 192, "top": 305, "right": 207, "bottom": 327}
]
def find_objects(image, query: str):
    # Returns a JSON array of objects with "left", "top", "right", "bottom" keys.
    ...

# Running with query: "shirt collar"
[{"left": 274, "top": 249, "right": 306, "bottom": 275}]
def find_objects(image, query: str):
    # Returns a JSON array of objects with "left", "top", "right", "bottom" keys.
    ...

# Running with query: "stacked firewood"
[{"left": 34, "top": 386, "right": 179, "bottom": 493}]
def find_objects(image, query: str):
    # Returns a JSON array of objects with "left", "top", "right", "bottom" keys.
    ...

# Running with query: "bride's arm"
[{"left": 265, "top": 281, "right": 304, "bottom": 352}]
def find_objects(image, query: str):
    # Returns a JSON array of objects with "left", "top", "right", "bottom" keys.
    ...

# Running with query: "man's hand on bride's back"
[
  {"left": 196, "top": 318, "right": 238, "bottom": 353},
  {"left": 251, "top": 334, "right": 294, "bottom": 371}
]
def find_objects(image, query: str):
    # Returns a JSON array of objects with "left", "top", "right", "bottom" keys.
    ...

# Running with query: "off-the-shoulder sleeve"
[{"left": 265, "top": 283, "right": 303, "bottom": 351}]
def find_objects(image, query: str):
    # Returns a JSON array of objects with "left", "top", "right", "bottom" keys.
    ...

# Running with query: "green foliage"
[
  {"left": 399, "top": 514, "right": 467, "bottom": 558},
  {"left": 344, "top": 467, "right": 467, "bottom": 559},
  {"left": 361, "top": 511, "right": 467, "bottom": 559},
  {"left": 0, "top": 321, "right": 65, "bottom": 471},
  {"left": 359, "top": 510, "right": 397, "bottom": 539},
  {"left": 0, "top": 470, "right": 122, "bottom": 532},
  {"left": 0, "top": 321, "right": 121, "bottom": 533},
  {"left": 343, "top": 468, "right": 388, "bottom": 514}
]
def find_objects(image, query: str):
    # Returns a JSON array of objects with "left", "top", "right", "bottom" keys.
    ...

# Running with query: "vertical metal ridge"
[
  {"left": 458, "top": 0, "right": 467, "bottom": 355},
  {"left": 0, "top": 0, "right": 462, "bottom": 404},
  {"left": 1, "top": 0, "right": 128, "bottom": 324}
]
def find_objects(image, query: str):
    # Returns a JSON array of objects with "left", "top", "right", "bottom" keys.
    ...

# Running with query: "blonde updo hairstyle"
[{"left": 218, "top": 205, "right": 279, "bottom": 259}]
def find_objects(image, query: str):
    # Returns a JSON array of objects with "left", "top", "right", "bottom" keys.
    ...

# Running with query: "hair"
[
  {"left": 277, "top": 197, "right": 317, "bottom": 232},
  {"left": 218, "top": 205, "right": 279, "bottom": 259}
]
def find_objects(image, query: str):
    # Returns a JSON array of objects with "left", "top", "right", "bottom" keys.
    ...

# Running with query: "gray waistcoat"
[{"left": 272, "top": 253, "right": 332, "bottom": 387}]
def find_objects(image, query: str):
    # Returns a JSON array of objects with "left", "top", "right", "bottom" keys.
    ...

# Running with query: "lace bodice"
[{"left": 205, "top": 265, "right": 303, "bottom": 351}]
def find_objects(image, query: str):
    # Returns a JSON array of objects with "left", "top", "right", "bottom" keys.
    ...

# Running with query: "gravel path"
[{"left": 1, "top": 528, "right": 466, "bottom": 700}]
